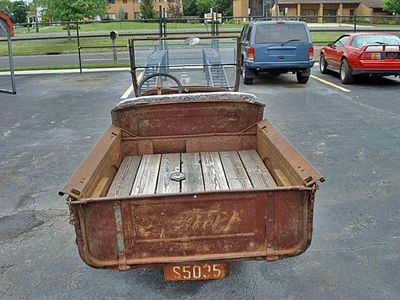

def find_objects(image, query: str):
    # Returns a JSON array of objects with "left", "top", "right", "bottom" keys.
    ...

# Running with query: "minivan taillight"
[
  {"left": 247, "top": 47, "right": 254, "bottom": 61},
  {"left": 309, "top": 46, "right": 314, "bottom": 60}
]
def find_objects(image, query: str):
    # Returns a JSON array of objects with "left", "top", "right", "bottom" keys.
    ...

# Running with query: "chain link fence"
[
  {"left": 0, "top": 15, "right": 15, "bottom": 94},
  {"left": 0, "top": 16, "right": 399, "bottom": 72},
  {"left": 0, "top": 41, "right": 14, "bottom": 92}
]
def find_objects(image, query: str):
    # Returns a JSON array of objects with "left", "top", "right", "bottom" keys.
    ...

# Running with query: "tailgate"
[
  {"left": 70, "top": 188, "right": 313, "bottom": 270},
  {"left": 255, "top": 42, "right": 311, "bottom": 64}
]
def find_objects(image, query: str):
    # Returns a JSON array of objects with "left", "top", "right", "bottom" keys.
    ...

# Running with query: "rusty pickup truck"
[{"left": 60, "top": 36, "right": 324, "bottom": 281}]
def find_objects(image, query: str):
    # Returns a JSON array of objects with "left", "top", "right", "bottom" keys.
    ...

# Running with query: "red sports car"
[{"left": 319, "top": 33, "right": 400, "bottom": 84}]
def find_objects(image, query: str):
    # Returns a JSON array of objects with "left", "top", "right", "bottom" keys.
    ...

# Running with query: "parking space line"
[
  {"left": 137, "top": 71, "right": 144, "bottom": 84},
  {"left": 311, "top": 75, "right": 351, "bottom": 93},
  {"left": 120, "top": 84, "right": 133, "bottom": 99},
  {"left": 120, "top": 72, "right": 143, "bottom": 99}
]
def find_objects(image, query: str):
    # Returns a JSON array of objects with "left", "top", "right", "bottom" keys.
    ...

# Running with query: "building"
[
  {"left": 105, "top": 0, "right": 182, "bottom": 20},
  {"left": 233, "top": 0, "right": 388, "bottom": 21}
]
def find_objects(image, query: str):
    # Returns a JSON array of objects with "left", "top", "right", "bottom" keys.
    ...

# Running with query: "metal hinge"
[{"left": 114, "top": 201, "right": 129, "bottom": 270}]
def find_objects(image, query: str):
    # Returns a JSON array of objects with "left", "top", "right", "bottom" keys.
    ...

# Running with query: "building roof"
[
  {"left": 278, "top": 0, "right": 361, "bottom": 4},
  {"left": 360, "top": 0, "right": 384, "bottom": 8},
  {"left": 277, "top": 0, "right": 384, "bottom": 8}
]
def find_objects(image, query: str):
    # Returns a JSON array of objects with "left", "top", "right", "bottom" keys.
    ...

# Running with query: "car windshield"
[
  {"left": 352, "top": 35, "right": 400, "bottom": 48},
  {"left": 255, "top": 24, "right": 308, "bottom": 44},
  {"left": 129, "top": 36, "right": 239, "bottom": 96}
]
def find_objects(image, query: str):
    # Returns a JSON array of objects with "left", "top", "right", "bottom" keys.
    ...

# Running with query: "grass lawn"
[
  {"left": 0, "top": 38, "right": 132, "bottom": 56},
  {"left": 1, "top": 40, "right": 78, "bottom": 56},
  {"left": 14, "top": 22, "right": 243, "bottom": 35},
  {"left": 311, "top": 32, "right": 344, "bottom": 43}
]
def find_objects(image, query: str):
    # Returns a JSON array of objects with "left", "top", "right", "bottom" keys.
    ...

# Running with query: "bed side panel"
[
  {"left": 60, "top": 126, "right": 121, "bottom": 198},
  {"left": 257, "top": 121, "right": 324, "bottom": 187}
]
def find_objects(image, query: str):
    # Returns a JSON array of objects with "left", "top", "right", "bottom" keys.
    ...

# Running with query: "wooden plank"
[
  {"left": 220, "top": 151, "right": 252, "bottom": 189},
  {"left": 274, "top": 169, "right": 291, "bottom": 187},
  {"left": 131, "top": 154, "right": 161, "bottom": 195},
  {"left": 181, "top": 152, "right": 204, "bottom": 193},
  {"left": 156, "top": 153, "right": 181, "bottom": 194},
  {"left": 239, "top": 150, "right": 277, "bottom": 188},
  {"left": 92, "top": 177, "right": 111, "bottom": 198},
  {"left": 200, "top": 152, "right": 229, "bottom": 191},
  {"left": 107, "top": 156, "right": 141, "bottom": 197}
]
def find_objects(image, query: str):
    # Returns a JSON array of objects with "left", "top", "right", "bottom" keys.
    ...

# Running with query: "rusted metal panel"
[
  {"left": 70, "top": 188, "right": 313, "bottom": 269},
  {"left": 112, "top": 99, "right": 264, "bottom": 137},
  {"left": 81, "top": 201, "right": 118, "bottom": 261}
]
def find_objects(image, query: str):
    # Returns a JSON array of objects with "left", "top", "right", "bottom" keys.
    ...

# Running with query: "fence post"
[
  {"left": 111, "top": 34, "right": 117, "bottom": 62},
  {"left": 35, "top": 5, "right": 39, "bottom": 33},
  {"left": 159, "top": 6, "right": 162, "bottom": 37},
  {"left": 163, "top": 8, "right": 166, "bottom": 37},
  {"left": 162, "top": 7, "right": 168, "bottom": 69},
  {"left": 215, "top": 12, "right": 219, "bottom": 36},
  {"left": 211, "top": 9, "right": 216, "bottom": 37},
  {"left": 76, "top": 21, "right": 82, "bottom": 74},
  {"left": 158, "top": 6, "right": 166, "bottom": 50},
  {"left": 353, "top": 14, "right": 357, "bottom": 33},
  {"left": 211, "top": 11, "right": 219, "bottom": 49}
]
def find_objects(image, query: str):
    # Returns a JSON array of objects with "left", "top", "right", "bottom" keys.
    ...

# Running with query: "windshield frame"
[{"left": 128, "top": 35, "right": 241, "bottom": 97}]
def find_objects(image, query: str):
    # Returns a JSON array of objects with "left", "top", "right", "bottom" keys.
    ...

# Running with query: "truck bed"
[
  {"left": 61, "top": 92, "right": 324, "bottom": 270},
  {"left": 107, "top": 150, "right": 276, "bottom": 197}
]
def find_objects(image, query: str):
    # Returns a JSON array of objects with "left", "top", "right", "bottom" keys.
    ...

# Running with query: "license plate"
[{"left": 164, "top": 262, "right": 229, "bottom": 281}]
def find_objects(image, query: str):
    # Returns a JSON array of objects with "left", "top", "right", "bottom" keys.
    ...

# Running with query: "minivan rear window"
[{"left": 255, "top": 24, "right": 309, "bottom": 44}]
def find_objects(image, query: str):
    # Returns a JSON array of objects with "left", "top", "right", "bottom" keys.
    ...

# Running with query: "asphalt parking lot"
[{"left": 1, "top": 67, "right": 399, "bottom": 299}]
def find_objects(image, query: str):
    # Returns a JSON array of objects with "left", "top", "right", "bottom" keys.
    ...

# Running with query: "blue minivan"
[{"left": 240, "top": 20, "right": 315, "bottom": 84}]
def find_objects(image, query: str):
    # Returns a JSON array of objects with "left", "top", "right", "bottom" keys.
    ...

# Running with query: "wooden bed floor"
[{"left": 106, "top": 150, "right": 277, "bottom": 197}]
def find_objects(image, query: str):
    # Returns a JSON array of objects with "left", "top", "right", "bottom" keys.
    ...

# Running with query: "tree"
[
  {"left": 0, "top": 0, "right": 12, "bottom": 15},
  {"left": 43, "top": 0, "right": 109, "bottom": 39},
  {"left": 167, "top": 3, "right": 182, "bottom": 18},
  {"left": 0, "top": 1, "right": 29, "bottom": 24},
  {"left": 215, "top": 0, "right": 232, "bottom": 16},
  {"left": 43, "top": 0, "right": 108, "bottom": 21},
  {"left": 140, "top": 0, "right": 156, "bottom": 19},
  {"left": 196, "top": 0, "right": 216, "bottom": 16},
  {"left": 12, "top": 1, "right": 28, "bottom": 24},
  {"left": 383, "top": 0, "right": 400, "bottom": 14},
  {"left": 183, "top": 0, "right": 197, "bottom": 16},
  {"left": 186, "top": 0, "right": 232, "bottom": 17},
  {"left": 117, "top": 7, "right": 126, "bottom": 20}
]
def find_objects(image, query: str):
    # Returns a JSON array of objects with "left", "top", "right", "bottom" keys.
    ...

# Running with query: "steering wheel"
[{"left": 138, "top": 72, "right": 183, "bottom": 96}]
